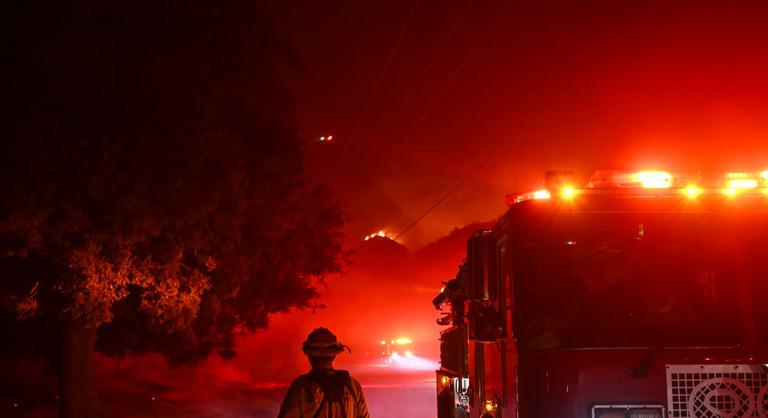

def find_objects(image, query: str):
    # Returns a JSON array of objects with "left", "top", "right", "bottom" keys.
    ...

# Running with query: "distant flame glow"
[{"left": 364, "top": 229, "right": 395, "bottom": 241}]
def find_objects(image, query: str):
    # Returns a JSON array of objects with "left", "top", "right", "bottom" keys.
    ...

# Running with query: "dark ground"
[{"left": 1, "top": 358, "right": 436, "bottom": 418}]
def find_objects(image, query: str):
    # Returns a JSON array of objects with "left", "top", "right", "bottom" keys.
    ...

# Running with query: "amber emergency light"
[{"left": 506, "top": 170, "right": 768, "bottom": 206}]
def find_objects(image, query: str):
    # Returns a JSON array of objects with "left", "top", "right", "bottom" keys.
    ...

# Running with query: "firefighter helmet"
[{"left": 302, "top": 327, "right": 350, "bottom": 358}]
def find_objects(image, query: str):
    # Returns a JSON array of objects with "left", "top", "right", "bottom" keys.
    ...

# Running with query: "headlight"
[{"left": 592, "top": 405, "right": 664, "bottom": 418}]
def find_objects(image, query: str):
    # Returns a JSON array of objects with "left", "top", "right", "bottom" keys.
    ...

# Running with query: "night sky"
[{"left": 268, "top": 0, "right": 768, "bottom": 248}]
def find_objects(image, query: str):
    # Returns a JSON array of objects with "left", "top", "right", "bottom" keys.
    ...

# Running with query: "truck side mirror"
[
  {"left": 467, "top": 230, "right": 506, "bottom": 342},
  {"left": 468, "top": 230, "right": 497, "bottom": 302}
]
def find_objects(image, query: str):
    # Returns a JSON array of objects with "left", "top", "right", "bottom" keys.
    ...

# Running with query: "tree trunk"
[{"left": 55, "top": 317, "right": 103, "bottom": 418}]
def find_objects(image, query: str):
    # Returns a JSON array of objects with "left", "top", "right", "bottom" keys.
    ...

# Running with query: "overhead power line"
[
  {"left": 348, "top": 0, "right": 421, "bottom": 139},
  {"left": 394, "top": 78, "right": 581, "bottom": 241},
  {"left": 389, "top": 0, "right": 510, "bottom": 160},
  {"left": 389, "top": 0, "right": 475, "bottom": 124}
]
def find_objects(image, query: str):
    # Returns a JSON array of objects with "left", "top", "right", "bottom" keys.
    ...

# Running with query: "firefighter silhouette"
[{"left": 278, "top": 328, "right": 370, "bottom": 418}]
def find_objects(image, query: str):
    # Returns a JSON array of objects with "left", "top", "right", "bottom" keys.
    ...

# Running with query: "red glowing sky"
[{"left": 265, "top": 0, "right": 768, "bottom": 248}]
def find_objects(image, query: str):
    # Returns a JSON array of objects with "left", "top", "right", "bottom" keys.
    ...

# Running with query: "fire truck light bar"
[
  {"left": 634, "top": 171, "right": 672, "bottom": 188},
  {"left": 506, "top": 170, "right": 768, "bottom": 206},
  {"left": 728, "top": 179, "right": 758, "bottom": 189},
  {"left": 725, "top": 172, "right": 760, "bottom": 189},
  {"left": 589, "top": 170, "right": 675, "bottom": 188},
  {"left": 508, "top": 189, "right": 551, "bottom": 204}
]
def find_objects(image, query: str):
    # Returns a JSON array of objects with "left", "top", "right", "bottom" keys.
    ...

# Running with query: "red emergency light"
[{"left": 506, "top": 169, "right": 768, "bottom": 206}]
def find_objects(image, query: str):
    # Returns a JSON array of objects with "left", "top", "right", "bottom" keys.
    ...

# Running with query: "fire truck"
[{"left": 433, "top": 170, "right": 768, "bottom": 418}]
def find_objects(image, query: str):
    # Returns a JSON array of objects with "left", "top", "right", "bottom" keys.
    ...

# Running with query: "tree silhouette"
[{"left": 0, "top": 1, "right": 345, "bottom": 417}]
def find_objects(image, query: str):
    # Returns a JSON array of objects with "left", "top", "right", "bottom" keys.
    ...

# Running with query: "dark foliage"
[{"left": 0, "top": 0, "right": 345, "bottom": 363}]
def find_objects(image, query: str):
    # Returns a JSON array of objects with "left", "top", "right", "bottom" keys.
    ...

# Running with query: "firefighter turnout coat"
[{"left": 278, "top": 369, "right": 370, "bottom": 418}]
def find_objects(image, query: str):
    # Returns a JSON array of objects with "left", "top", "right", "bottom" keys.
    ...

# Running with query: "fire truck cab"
[{"left": 434, "top": 170, "right": 768, "bottom": 418}]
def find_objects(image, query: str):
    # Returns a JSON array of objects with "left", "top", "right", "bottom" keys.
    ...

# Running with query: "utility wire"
[
  {"left": 389, "top": 0, "right": 510, "bottom": 159},
  {"left": 394, "top": 78, "right": 581, "bottom": 240},
  {"left": 389, "top": 0, "right": 474, "bottom": 124},
  {"left": 348, "top": 0, "right": 421, "bottom": 139}
]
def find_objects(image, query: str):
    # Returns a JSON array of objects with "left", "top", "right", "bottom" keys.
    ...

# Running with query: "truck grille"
[{"left": 666, "top": 365, "right": 768, "bottom": 418}]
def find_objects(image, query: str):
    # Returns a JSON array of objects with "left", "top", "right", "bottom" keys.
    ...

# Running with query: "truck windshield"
[{"left": 511, "top": 211, "right": 757, "bottom": 351}]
